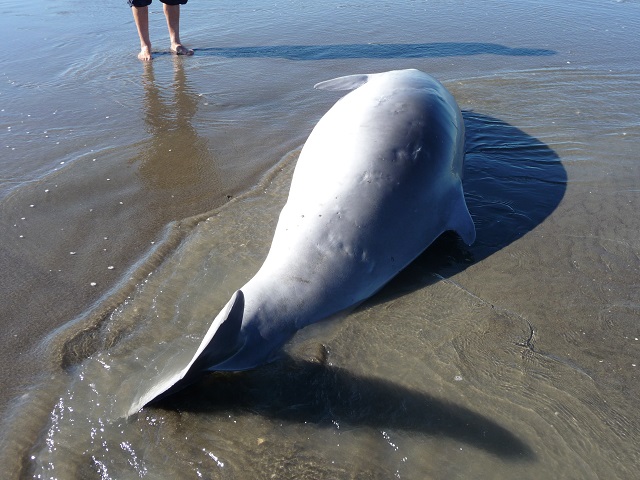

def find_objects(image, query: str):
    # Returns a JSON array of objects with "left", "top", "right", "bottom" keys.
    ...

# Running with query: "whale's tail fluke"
[
  {"left": 186, "top": 290, "right": 245, "bottom": 374},
  {"left": 126, "top": 290, "right": 245, "bottom": 416}
]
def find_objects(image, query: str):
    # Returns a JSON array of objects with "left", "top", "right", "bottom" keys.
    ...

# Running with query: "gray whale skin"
[{"left": 129, "top": 69, "right": 476, "bottom": 415}]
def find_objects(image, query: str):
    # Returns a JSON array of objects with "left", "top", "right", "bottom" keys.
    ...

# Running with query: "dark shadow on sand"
[
  {"left": 157, "top": 354, "right": 535, "bottom": 460},
  {"left": 193, "top": 42, "right": 556, "bottom": 60}
]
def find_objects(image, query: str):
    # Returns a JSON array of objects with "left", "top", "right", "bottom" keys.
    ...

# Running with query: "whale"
[{"left": 129, "top": 68, "right": 475, "bottom": 415}]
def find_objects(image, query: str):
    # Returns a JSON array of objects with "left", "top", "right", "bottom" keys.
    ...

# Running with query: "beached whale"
[{"left": 129, "top": 68, "right": 475, "bottom": 414}]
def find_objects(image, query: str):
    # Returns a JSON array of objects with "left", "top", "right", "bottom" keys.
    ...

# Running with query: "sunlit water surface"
[{"left": 1, "top": 0, "right": 639, "bottom": 479}]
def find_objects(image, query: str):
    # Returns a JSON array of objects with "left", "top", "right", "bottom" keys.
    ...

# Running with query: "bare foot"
[
  {"left": 138, "top": 45, "right": 152, "bottom": 61},
  {"left": 172, "top": 44, "right": 194, "bottom": 56}
]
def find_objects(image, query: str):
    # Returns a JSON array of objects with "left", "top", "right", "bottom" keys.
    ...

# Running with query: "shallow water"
[{"left": 1, "top": 0, "right": 639, "bottom": 478}]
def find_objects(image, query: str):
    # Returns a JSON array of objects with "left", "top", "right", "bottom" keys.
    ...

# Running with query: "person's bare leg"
[
  {"left": 132, "top": 6, "right": 153, "bottom": 61},
  {"left": 163, "top": 4, "right": 194, "bottom": 55}
]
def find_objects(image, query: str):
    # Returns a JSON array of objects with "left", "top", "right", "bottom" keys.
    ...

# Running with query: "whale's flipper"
[
  {"left": 314, "top": 74, "right": 370, "bottom": 91},
  {"left": 447, "top": 185, "right": 476, "bottom": 246},
  {"left": 127, "top": 291, "right": 245, "bottom": 415}
]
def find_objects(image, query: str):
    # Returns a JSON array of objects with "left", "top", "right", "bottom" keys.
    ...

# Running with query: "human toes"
[{"left": 173, "top": 44, "right": 194, "bottom": 56}]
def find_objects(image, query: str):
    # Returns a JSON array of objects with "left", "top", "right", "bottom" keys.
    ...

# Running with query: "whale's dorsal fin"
[{"left": 314, "top": 74, "right": 370, "bottom": 91}]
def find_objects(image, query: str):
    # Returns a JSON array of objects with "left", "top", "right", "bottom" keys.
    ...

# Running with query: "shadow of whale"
[
  {"left": 158, "top": 354, "right": 535, "bottom": 461},
  {"left": 193, "top": 42, "right": 556, "bottom": 60}
]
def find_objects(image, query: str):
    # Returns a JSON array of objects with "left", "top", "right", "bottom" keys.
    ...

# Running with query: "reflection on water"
[{"left": 134, "top": 58, "right": 214, "bottom": 192}]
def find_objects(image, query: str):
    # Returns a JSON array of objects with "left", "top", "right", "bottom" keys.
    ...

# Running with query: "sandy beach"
[{"left": 1, "top": 0, "right": 639, "bottom": 478}]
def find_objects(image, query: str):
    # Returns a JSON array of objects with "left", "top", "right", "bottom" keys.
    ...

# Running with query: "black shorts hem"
[{"left": 129, "top": 0, "right": 188, "bottom": 7}]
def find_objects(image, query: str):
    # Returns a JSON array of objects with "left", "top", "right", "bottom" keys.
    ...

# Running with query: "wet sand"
[{"left": 1, "top": 0, "right": 640, "bottom": 478}]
